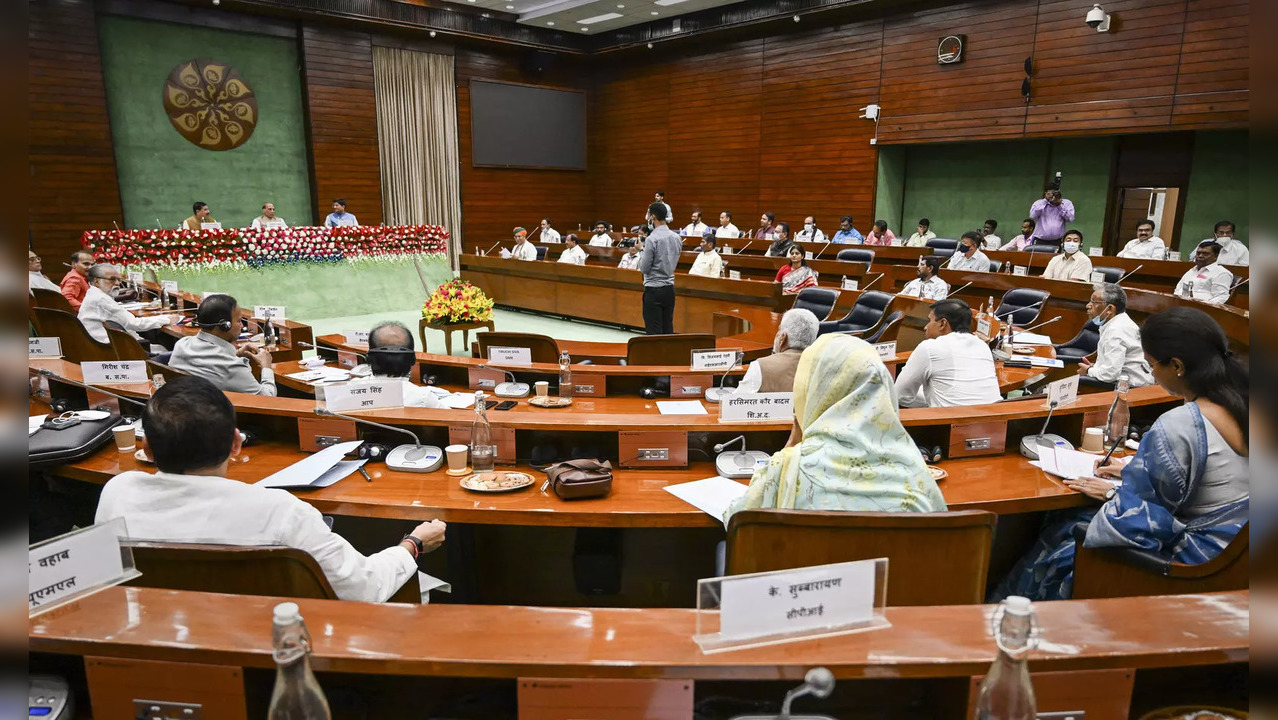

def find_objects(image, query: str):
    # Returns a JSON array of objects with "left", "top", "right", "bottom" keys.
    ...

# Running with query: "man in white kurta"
[
  {"left": 1174, "top": 242, "right": 1234, "bottom": 305},
  {"left": 78, "top": 264, "right": 177, "bottom": 344},
  {"left": 688, "top": 236, "right": 724, "bottom": 278}
]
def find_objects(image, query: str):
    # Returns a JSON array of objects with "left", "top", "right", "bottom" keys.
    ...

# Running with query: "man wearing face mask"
[
  {"left": 1043, "top": 229, "right": 1093, "bottom": 281},
  {"left": 900, "top": 255, "right": 949, "bottom": 301},
  {"left": 947, "top": 231, "right": 991, "bottom": 272},
  {"left": 1116, "top": 219, "right": 1167, "bottom": 259},
  {"left": 795, "top": 216, "right": 826, "bottom": 243},
  {"left": 1201, "top": 220, "right": 1248, "bottom": 266},
  {"left": 733, "top": 309, "right": 819, "bottom": 394},
  {"left": 1077, "top": 283, "right": 1154, "bottom": 389},
  {"left": 1174, "top": 241, "right": 1233, "bottom": 304},
  {"left": 764, "top": 222, "right": 795, "bottom": 257}
]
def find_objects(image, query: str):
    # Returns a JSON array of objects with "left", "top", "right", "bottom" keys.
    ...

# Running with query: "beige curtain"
[{"left": 372, "top": 46, "right": 463, "bottom": 264}]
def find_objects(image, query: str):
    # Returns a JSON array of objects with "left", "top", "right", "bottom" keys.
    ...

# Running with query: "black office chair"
[
  {"left": 1024, "top": 244, "right": 1059, "bottom": 255},
  {"left": 993, "top": 288, "right": 1050, "bottom": 327},
  {"left": 1053, "top": 323, "right": 1100, "bottom": 364},
  {"left": 535, "top": 245, "right": 549, "bottom": 261},
  {"left": 864, "top": 310, "right": 904, "bottom": 344},
  {"left": 818, "top": 291, "right": 893, "bottom": 336},
  {"left": 987, "top": 259, "right": 1003, "bottom": 273},
  {"left": 1092, "top": 266, "right": 1123, "bottom": 283},
  {"left": 931, "top": 248, "right": 955, "bottom": 260},
  {"left": 791, "top": 287, "right": 840, "bottom": 321},
  {"left": 926, "top": 238, "right": 958, "bottom": 253},
  {"left": 835, "top": 248, "right": 875, "bottom": 271}
]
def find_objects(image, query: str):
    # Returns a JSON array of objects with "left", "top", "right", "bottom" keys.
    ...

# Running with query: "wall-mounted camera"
[{"left": 1086, "top": 4, "right": 1112, "bottom": 32}]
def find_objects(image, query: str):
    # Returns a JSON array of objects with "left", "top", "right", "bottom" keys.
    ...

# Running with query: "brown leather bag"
[{"left": 544, "top": 458, "right": 613, "bottom": 500}]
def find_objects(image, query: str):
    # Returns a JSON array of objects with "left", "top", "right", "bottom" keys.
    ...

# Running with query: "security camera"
[{"left": 1085, "top": 4, "right": 1111, "bottom": 32}]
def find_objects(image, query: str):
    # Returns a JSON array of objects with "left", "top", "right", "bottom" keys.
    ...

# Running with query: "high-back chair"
[
  {"left": 475, "top": 331, "right": 561, "bottom": 364},
  {"left": 1091, "top": 266, "right": 1123, "bottom": 283},
  {"left": 624, "top": 334, "right": 717, "bottom": 366},
  {"left": 993, "top": 288, "right": 1050, "bottom": 327},
  {"left": 791, "top": 287, "right": 841, "bottom": 321},
  {"left": 31, "top": 307, "right": 115, "bottom": 362},
  {"left": 31, "top": 288, "right": 75, "bottom": 314},
  {"left": 105, "top": 323, "right": 149, "bottom": 361},
  {"left": 864, "top": 310, "right": 905, "bottom": 344},
  {"left": 817, "top": 291, "right": 894, "bottom": 336},
  {"left": 925, "top": 238, "right": 959, "bottom": 253},
  {"left": 1053, "top": 323, "right": 1101, "bottom": 364},
  {"left": 1071, "top": 524, "right": 1248, "bottom": 600},
  {"left": 835, "top": 248, "right": 875, "bottom": 272}
]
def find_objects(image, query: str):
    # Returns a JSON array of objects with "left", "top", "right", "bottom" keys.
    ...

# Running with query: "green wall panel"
[
  {"left": 98, "top": 15, "right": 313, "bottom": 230},
  {"left": 1182, "top": 131, "right": 1248, "bottom": 246},
  {"left": 1046, "top": 136, "right": 1113, "bottom": 251},
  {"left": 874, "top": 145, "right": 906, "bottom": 235}
]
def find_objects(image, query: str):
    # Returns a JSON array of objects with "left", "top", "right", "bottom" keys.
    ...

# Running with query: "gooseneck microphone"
[
  {"left": 778, "top": 667, "right": 836, "bottom": 720},
  {"left": 476, "top": 364, "right": 530, "bottom": 398},
  {"left": 941, "top": 281, "right": 972, "bottom": 299},
  {"left": 1115, "top": 264, "right": 1143, "bottom": 284},
  {"left": 314, "top": 407, "right": 443, "bottom": 472}
]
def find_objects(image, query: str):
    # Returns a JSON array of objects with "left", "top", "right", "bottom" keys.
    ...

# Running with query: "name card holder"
[
  {"left": 693, "top": 558, "right": 888, "bottom": 654},
  {"left": 718, "top": 392, "right": 794, "bottom": 423},
  {"left": 1045, "top": 375, "right": 1080, "bottom": 409},
  {"left": 619, "top": 430, "right": 688, "bottom": 468},
  {"left": 571, "top": 372, "right": 605, "bottom": 397},
  {"left": 975, "top": 313, "right": 993, "bottom": 342},
  {"left": 29, "top": 337, "right": 62, "bottom": 358},
  {"left": 297, "top": 416, "right": 358, "bottom": 452},
  {"left": 669, "top": 374, "right": 705, "bottom": 398},
  {"left": 948, "top": 420, "right": 1008, "bottom": 458},
  {"left": 448, "top": 425, "right": 516, "bottom": 464},
  {"left": 469, "top": 367, "right": 506, "bottom": 391},
  {"left": 29, "top": 517, "right": 141, "bottom": 617},
  {"left": 337, "top": 350, "right": 360, "bottom": 369}
]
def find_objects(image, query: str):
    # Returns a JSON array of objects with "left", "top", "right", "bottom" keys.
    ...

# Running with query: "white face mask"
[
  {"left": 804, "top": 224, "right": 813, "bottom": 232},
  {"left": 1063, "top": 241, "right": 1080, "bottom": 254}
]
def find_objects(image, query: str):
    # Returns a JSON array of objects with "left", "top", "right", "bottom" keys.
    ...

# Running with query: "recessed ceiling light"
[
  {"left": 654, "top": 0, "right": 686, "bottom": 5},
  {"left": 646, "top": 42, "right": 653, "bottom": 48},
  {"left": 792, "top": 14, "right": 800, "bottom": 21},
  {"left": 580, "top": 26, "right": 589, "bottom": 30},
  {"left": 506, "top": 4, "right": 514, "bottom": 7},
  {"left": 546, "top": 20, "right": 554, "bottom": 24},
  {"left": 650, "top": 10, "right": 658, "bottom": 15},
  {"left": 429, "top": 30, "right": 437, "bottom": 36},
  {"left": 617, "top": 3, "right": 624, "bottom": 7},
  {"left": 579, "top": 11, "right": 622, "bottom": 23}
]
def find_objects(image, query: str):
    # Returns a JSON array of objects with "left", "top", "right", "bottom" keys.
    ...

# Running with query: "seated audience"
[
  {"left": 1077, "top": 283, "right": 1154, "bottom": 388},
  {"left": 900, "top": 255, "right": 949, "bottom": 301},
  {"left": 895, "top": 298, "right": 1001, "bottom": 408},
  {"left": 1204, "top": 220, "right": 1248, "bottom": 266},
  {"left": 863, "top": 219, "right": 896, "bottom": 246},
  {"left": 734, "top": 308, "right": 819, "bottom": 394},
  {"left": 724, "top": 333, "right": 947, "bottom": 524},
  {"left": 947, "top": 231, "right": 992, "bottom": 272},
  {"left": 557, "top": 234, "right": 588, "bottom": 265},
  {"left": 682, "top": 211, "right": 709, "bottom": 237},
  {"left": 688, "top": 235, "right": 724, "bottom": 278},
  {"left": 78, "top": 264, "right": 177, "bottom": 344},
  {"left": 775, "top": 243, "right": 818, "bottom": 294},
  {"left": 999, "top": 218, "right": 1037, "bottom": 251},
  {"left": 716, "top": 211, "right": 741, "bottom": 239},
  {"left": 168, "top": 294, "right": 276, "bottom": 396},
  {"left": 324, "top": 199, "right": 358, "bottom": 227},
  {"left": 251, "top": 202, "right": 287, "bottom": 230},
  {"left": 765, "top": 221, "right": 795, "bottom": 257},
  {"left": 60, "top": 250, "right": 94, "bottom": 310},
  {"left": 95, "top": 376, "right": 448, "bottom": 602},
  {"left": 367, "top": 320, "right": 451, "bottom": 408},
  {"left": 184, "top": 201, "right": 216, "bottom": 231},
  {"left": 507, "top": 229, "right": 537, "bottom": 261},
  {"left": 589, "top": 221, "right": 614, "bottom": 247},
  {"left": 832, "top": 215, "right": 864, "bottom": 244},
  {"left": 993, "top": 307, "right": 1248, "bottom": 601},
  {"left": 1175, "top": 241, "right": 1233, "bottom": 304},
  {"left": 538, "top": 217, "right": 561, "bottom": 244},
  {"left": 980, "top": 219, "right": 1001, "bottom": 250},
  {"left": 29, "top": 250, "right": 60, "bottom": 294},
  {"left": 1043, "top": 229, "right": 1093, "bottom": 281},
  {"left": 755, "top": 212, "right": 777, "bottom": 240},
  {"left": 1116, "top": 219, "right": 1166, "bottom": 259},
  {"left": 905, "top": 218, "right": 935, "bottom": 247},
  {"left": 795, "top": 216, "right": 826, "bottom": 243},
  {"left": 618, "top": 237, "right": 643, "bottom": 270}
]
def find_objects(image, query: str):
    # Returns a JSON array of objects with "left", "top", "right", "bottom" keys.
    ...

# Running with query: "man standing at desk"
[{"left": 639, "top": 203, "right": 680, "bottom": 334}]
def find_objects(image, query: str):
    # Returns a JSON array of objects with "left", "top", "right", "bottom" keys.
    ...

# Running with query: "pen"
[
  {"left": 1095, "top": 434, "right": 1123, "bottom": 471},
  {"left": 358, "top": 465, "right": 372, "bottom": 482}
]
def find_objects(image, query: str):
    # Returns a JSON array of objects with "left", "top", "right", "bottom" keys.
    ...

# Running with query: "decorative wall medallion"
[
  {"left": 937, "top": 35, "right": 966, "bottom": 65},
  {"left": 163, "top": 59, "right": 258, "bottom": 151}
]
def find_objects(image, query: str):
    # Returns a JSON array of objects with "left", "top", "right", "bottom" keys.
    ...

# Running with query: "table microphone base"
[
  {"left": 387, "top": 444, "right": 445, "bottom": 472},
  {"left": 715, "top": 450, "right": 771, "bottom": 478},
  {"left": 704, "top": 387, "right": 729, "bottom": 403},
  {"left": 1019, "top": 434, "right": 1073, "bottom": 460},
  {"left": 495, "top": 382, "right": 530, "bottom": 398}
]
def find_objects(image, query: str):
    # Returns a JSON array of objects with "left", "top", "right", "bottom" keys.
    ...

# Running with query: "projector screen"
[{"left": 469, "top": 80, "right": 587, "bottom": 170}]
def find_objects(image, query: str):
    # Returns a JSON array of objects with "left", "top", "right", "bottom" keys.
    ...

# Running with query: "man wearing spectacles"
[{"left": 77, "top": 264, "right": 178, "bottom": 345}]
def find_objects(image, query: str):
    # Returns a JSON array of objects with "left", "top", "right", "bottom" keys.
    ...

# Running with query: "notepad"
[
  {"left": 257, "top": 440, "right": 366, "bottom": 489},
  {"left": 1012, "top": 332, "right": 1053, "bottom": 346},
  {"left": 1032, "top": 446, "right": 1100, "bottom": 480},
  {"left": 664, "top": 476, "right": 748, "bottom": 520},
  {"left": 657, "top": 400, "right": 708, "bottom": 415}
]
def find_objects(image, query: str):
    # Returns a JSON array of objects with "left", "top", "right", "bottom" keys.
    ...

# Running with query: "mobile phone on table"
[
  {"left": 482, "top": 399, "right": 500, "bottom": 410},
  {"left": 494, "top": 400, "right": 518, "bottom": 411}
]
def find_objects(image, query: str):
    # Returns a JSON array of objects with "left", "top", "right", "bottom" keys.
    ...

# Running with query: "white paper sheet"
[
  {"left": 1033, "top": 446, "right": 1101, "bottom": 480},
  {"left": 440, "top": 393, "right": 476, "bottom": 409},
  {"left": 285, "top": 367, "right": 351, "bottom": 384},
  {"left": 256, "top": 440, "right": 364, "bottom": 489},
  {"left": 1012, "top": 332, "right": 1053, "bottom": 346},
  {"left": 657, "top": 400, "right": 708, "bottom": 416},
  {"left": 1027, "top": 356, "right": 1065, "bottom": 368},
  {"left": 664, "top": 476, "right": 748, "bottom": 520}
]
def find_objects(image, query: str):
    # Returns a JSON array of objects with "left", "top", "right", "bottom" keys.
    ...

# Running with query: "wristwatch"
[
  {"left": 401, "top": 534, "right": 424, "bottom": 559},
  {"left": 1104, "top": 485, "right": 1117, "bottom": 500}
]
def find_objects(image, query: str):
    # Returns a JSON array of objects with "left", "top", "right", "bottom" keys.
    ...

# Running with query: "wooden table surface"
[{"left": 30, "top": 587, "right": 1248, "bottom": 680}]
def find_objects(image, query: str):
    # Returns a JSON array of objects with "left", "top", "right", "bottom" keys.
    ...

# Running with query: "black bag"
[{"left": 30, "top": 412, "right": 122, "bottom": 469}]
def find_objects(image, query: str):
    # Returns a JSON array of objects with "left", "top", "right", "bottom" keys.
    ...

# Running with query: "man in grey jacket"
[
  {"left": 168, "top": 294, "right": 277, "bottom": 396},
  {"left": 639, "top": 201, "right": 680, "bottom": 335}
]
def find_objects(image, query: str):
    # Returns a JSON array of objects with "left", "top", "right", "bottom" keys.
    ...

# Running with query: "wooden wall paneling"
[
  {"left": 301, "top": 26, "right": 383, "bottom": 226},
  {"left": 588, "top": 59, "right": 671, "bottom": 231},
  {"left": 28, "top": 0, "right": 124, "bottom": 261},
  {"left": 1171, "top": 0, "right": 1249, "bottom": 128}
]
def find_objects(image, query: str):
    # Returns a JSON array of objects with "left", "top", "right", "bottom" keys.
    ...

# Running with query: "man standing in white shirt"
[
  {"left": 1204, "top": 220, "right": 1248, "bottom": 266},
  {"left": 1174, "top": 241, "right": 1233, "bottom": 304},
  {"left": 947, "top": 231, "right": 992, "bottom": 272},
  {"left": 1043, "top": 230, "right": 1094, "bottom": 281},
  {"left": 682, "top": 211, "right": 709, "bottom": 237},
  {"left": 251, "top": 202, "right": 287, "bottom": 230},
  {"left": 980, "top": 219, "right": 1002, "bottom": 250},
  {"left": 168, "top": 294, "right": 276, "bottom": 396},
  {"left": 688, "top": 236, "right": 724, "bottom": 278},
  {"left": 557, "top": 234, "right": 588, "bottom": 265},
  {"left": 716, "top": 211, "right": 740, "bottom": 239},
  {"left": 95, "top": 376, "right": 447, "bottom": 603},
  {"left": 589, "top": 221, "right": 614, "bottom": 247},
  {"left": 508, "top": 230, "right": 537, "bottom": 261},
  {"left": 895, "top": 298, "right": 1002, "bottom": 408},
  {"left": 538, "top": 218, "right": 561, "bottom": 244},
  {"left": 1116, "top": 219, "right": 1166, "bottom": 259},
  {"left": 78, "top": 264, "right": 177, "bottom": 344},
  {"left": 1077, "top": 283, "right": 1154, "bottom": 389},
  {"left": 900, "top": 256, "right": 949, "bottom": 301},
  {"left": 650, "top": 191, "right": 672, "bottom": 225},
  {"left": 795, "top": 216, "right": 826, "bottom": 243}
]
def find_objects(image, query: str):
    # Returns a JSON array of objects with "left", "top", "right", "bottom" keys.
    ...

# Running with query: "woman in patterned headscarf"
[{"left": 723, "top": 333, "right": 946, "bottom": 525}]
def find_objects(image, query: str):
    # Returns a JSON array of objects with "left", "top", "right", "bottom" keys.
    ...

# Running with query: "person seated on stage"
[
  {"left": 900, "top": 255, "right": 949, "bottom": 301},
  {"left": 895, "top": 298, "right": 1001, "bottom": 409},
  {"left": 325, "top": 198, "right": 359, "bottom": 227},
  {"left": 947, "top": 231, "right": 992, "bottom": 272},
  {"left": 980, "top": 219, "right": 1002, "bottom": 250},
  {"left": 775, "top": 242, "right": 818, "bottom": 295},
  {"left": 538, "top": 217, "right": 561, "bottom": 244},
  {"left": 95, "top": 376, "right": 448, "bottom": 603},
  {"left": 366, "top": 320, "right": 450, "bottom": 408},
  {"left": 1203, "top": 220, "right": 1248, "bottom": 266},
  {"left": 832, "top": 215, "right": 864, "bottom": 244},
  {"left": 557, "top": 234, "right": 588, "bottom": 265},
  {"left": 688, "top": 235, "right": 724, "bottom": 278},
  {"left": 999, "top": 218, "right": 1037, "bottom": 251},
  {"left": 1043, "top": 229, "right": 1094, "bottom": 281},
  {"left": 905, "top": 218, "right": 935, "bottom": 247},
  {"left": 618, "top": 237, "right": 643, "bottom": 270},
  {"left": 764, "top": 221, "right": 796, "bottom": 258},
  {"left": 168, "top": 294, "right": 276, "bottom": 396},
  {"left": 507, "top": 228, "right": 537, "bottom": 261},
  {"left": 1116, "top": 219, "right": 1166, "bottom": 259},
  {"left": 795, "top": 216, "right": 826, "bottom": 243},
  {"left": 682, "top": 211, "right": 709, "bottom": 237},
  {"left": 78, "top": 264, "right": 178, "bottom": 345},
  {"left": 734, "top": 308, "right": 819, "bottom": 394},
  {"left": 755, "top": 211, "right": 777, "bottom": 240},
  {"left": 992, "top": 307, "right": 1247, "bottom": 601},
  {"left": 724, "top": 333, "right": 947, "bottom": 525},
  {"left": 716, "top": 211, "right": 741, "bottom": 239},
  {"left": 251, "top": 202, "right": 287, "bottom": 230},
  {"left": 1174, "top": 241, "right": 1233, "bottom": 305},
  {"left": 29, "top": 250, "right": 60, "bottom": 294},
  {"left": 59, "top": 250, "right": 94, "bottom": 310},
  {"left": 1077, "top": 282, "right": 1154, "bottom": 389},
  {"left": 863, "top": 219, "right": 896, "bottom": 246},
  {"left": 183, "top": 201, "right": 216, "bottom": 231},
  {"left": 589, "top": 221, "right": 614, "bottom": 247}
]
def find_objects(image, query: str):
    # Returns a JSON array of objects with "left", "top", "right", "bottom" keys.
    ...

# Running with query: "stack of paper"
[
  {"left": 1032, "top": 446, "right": 1100, "bottom": 480},
  {"left": 656, "top": 400, "right": 708, "bottom": 416},
  {"left": 256, "top": 440, "right": 366, "bottom": 489},
  {"left": 285, "top": 366, "right": 352, "bottom": 384},
  {"left": 664, "top": 476, "right": 748, "bottom": 520},
  {"left": 1013, "top": 332, "right": 1053, "bottom": 346}
]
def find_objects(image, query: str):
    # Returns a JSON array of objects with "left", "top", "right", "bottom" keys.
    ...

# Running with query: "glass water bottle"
[
  {"left": 471, "top": 391, "right": 495, "bottom": 472},
  {"left": 558, "top": 350, "right": 574, "bottom": 400},
  {"left": 973, "top": 596, "right": 1038, "bottom": 720},
  {"left": 267, "top": 602, "right": 331, "bottom": 720}
]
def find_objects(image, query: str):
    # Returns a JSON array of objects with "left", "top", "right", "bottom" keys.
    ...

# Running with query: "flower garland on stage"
[
  {"left": 422, "top": 279, "right": 494, "bottom": 324},
  {"left": 81, "top": 225, "right": 450, "bottom": 269}
]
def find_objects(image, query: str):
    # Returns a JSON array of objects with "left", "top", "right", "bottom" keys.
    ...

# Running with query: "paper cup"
[
  {"left": 445, "top": 444, "right": 469, "bottom": 474},
  {"left": 534, "top": 381, "right": 550, "bottom": 397},
  {"left": 113, "top": 425, "right": 137, "bottom": 452},
  {"left": 1081, "top": 427, "right": 1104, "bottom": 453}
]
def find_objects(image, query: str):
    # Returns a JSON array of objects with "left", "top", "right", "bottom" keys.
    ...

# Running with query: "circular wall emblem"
[
  {"left": 163, "top": 59, "right": 258, "bottom": 151},
  {"left": 937, "top": 35, "right": 966, "bottom": 65}
]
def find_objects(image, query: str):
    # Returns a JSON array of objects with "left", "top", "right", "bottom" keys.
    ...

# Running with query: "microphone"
[
  {"left": 1019, "top": 399, "right": 1073, "bottom": 460},
  {"left": 711, "top": 434, "right": 771, "bottom": 478},
  {"left": 485, "top": 241, "right": 502, "bottom": 256},
  {"left": 704, "top": 351, "right": 744, "bottom": 404},
  {"left": 1017, "top": 315, "right": 1061, "bottom": 336},
  {"left": 813, "top": 240, "right": 832, "bottom": 259},
  {"left": 1231, "top": 277, "right": 1249, "bottom": 291},
  {"left": 1116, "top": 264, "right": 1143, "bottom": 284},
  {"left": 1026, "top": 245, "right": 1037, "bottom": 273},
  {"left": 739, "top": 240, "right": 753, "bottom": 254},
  {"left": 778, "top": 667, "right": 836, "bottom": 720},
  {"left": 995, "top": 299, "right": 1044, "bottom": 321},
  {"left": 154, "top": 219, "right": 163, "bottom": 230},
  {"left": 112, "top": 220, "right": 122, "bottom": 232},
  {"left": 859, "top": 274, "right": 882, "bottom": 292},
  {"left": 941, "top": 281, "right": 972, "bottom": 299},
  {"left": 314, "top": 408, "right": 443, "bottom": 472},
  {"left": 34, "top": 367, "right": 149, "bottom": 414},
  {"left": 476, "top": 363, "right": 530, "bottom": 398}
]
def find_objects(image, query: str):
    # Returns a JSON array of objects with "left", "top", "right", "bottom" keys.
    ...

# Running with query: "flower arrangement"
[
  {"left": 422, "top": 279, "right": 494, "bottom": 324},
  {"left": 82, "top": 225, "right": 449, "bottom": 269}
]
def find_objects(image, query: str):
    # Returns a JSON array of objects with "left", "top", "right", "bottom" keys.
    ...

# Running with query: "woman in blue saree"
[{"left": 992, "top": 307, "right": 1248, "bottom": 601}]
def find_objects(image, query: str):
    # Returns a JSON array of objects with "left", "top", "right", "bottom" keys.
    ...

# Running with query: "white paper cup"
[
  {"left": 445, "top": 444, "right": 469, "bottom": 473},
  {"left": 1082, "top": 427, "right": 1104, "bottom": 453},
  {"left": 534, "top": 381, "right": 550, "bottom": 397},
  {"left": 113, "top": 425, "right": 137, "bottom": 452}
]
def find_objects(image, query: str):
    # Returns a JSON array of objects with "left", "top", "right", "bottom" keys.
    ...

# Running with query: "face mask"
[
  {"left": 804, "top": 224, "right": 813, "bottom": 232},
  {"left": 960, "top": 245, "right": 973, "bottom": 254},
  {"left": 1063, "top": 241, "right": 1080, "bottom": 254},
  {"left": 1092, "top": 315, "right": 1106, "bottom": 327}
]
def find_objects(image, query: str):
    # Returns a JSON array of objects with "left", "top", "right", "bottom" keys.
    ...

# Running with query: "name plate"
[
  {"left": 804, "top": 251, "right": 814, "bottom": 260},
  {"left": 722, "top": 246, "right": 732, "bottom": 255},
  {"left": 30, "top": 517, "right": 140, "bottom": 616},
  {"left": 160, "top": 280, "right": 178, "bottom": 293},
  {"left": 841, "top": 277, "right": 859, "bottom": 291},
  {"left": 29, "top": 337, "right": 62, "bottom": 358},
  {"left": 1089, "top": 271, "right": 1105, "bottom": 283},
  {"left": 719, "top": 392, "right": 794, "bottom": 422},
  {"left": 718, "top": 559, "right": 878, "bottom": 642},
  {"left": 344, "top": 330, "right": 370, "bottom": 346},
  {"left": 489, "top": 346, "right": 533, "bottom": 366},
  {"left": 1088, "top": 247, "right": 1104, "bottom": 256},
  {"left": 324, "top": 379, "right": 405, "bottom": 412},
  {"left": 200, "top": 222, "right": 222, "bottom": 230},
  {"left": 254, "top": 305, "right": 286, "bottom": 321},
  {"left": 128, "top": 271, "right": 143, "bottom": 285},
  {"left": 975, "top": 314, "right": 993, "bottom": 340},
  {"left": 81, "top": 360, "right": 148, "bottom": 384},
  {"left": 691, "top": 349, "right": 737, "bottom": 371},
  {"left": 873, "top": 341, "right": 897, "bottom": 360},
  {"left": 728, "top": 270, "right": 741, "bottom": 281},
  {"left": 1045, "top": 375, "right": 1080, "bottom": 408},
  {"left": 1013, "top": 266, "right": 1028, "bottom": 276}
]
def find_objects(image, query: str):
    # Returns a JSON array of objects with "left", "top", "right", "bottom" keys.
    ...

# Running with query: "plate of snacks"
[
  {"left": 927, "top": 465, "right": 948, "bottom": 482},
  {"left": 460, "top": 471, "right": 535, "bottom": 493},
  {"left": 529, "top": 396, "right": 573, "bottom": 408}
]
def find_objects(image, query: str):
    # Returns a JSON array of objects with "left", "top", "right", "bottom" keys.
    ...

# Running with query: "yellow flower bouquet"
[{"left": 422, "top": 279, "right": 495, "bottom": 324}]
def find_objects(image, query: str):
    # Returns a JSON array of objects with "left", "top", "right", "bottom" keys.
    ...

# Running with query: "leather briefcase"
[
  {"left": 544, "top": 458, "right": 613, "bottom": 500},
  {"left": 30, "top": 412, "right": 122, "bottom": 469}
]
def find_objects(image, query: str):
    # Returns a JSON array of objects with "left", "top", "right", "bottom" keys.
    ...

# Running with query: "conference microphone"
[
  {"left": 703, "top": 350, "right": 745, "bottom": 404},
  {"left": 1231, "top": 277, "right": 1249, "bottom": 291},
  {"left": 314, "top": 408, "right": 443, "bottom": 473},
  {"left": 1019, "top": 399, "right": 1073, "bottom": 460},
  {"left": 859, "top": 274, "right": 882, "bottom": 292},
  {"left": 155, "top": 219, "right": 163, "bottom": 230},
  {"left": 776, "top": 667, "right": 836, "bottom": 720},
  {"left": 1026, "top": 245, "right": 1037, "bottom": 272},
  {"left": 739, "top": 240, "right": 753, "bottom": 254},
  {"left": 476, "top": 363, "right": 530, "bottom": 398},
  {"left": 1115, "top": 264, "right": 1143, "bottom": 284},
  {"left": 711, "top": 434, "right": 771, "bottom": 479},
  {"left": 941, "top": 281, "right": 973, "bottom": 299},
  {"left": 484, "top": 241, "right": 502, "bottom": 256},
  {"left": 112, "top": 220, "right": 122, "bottom": 232},
  {"left": 34, "top": 367, "right": 149, "bottom": 416},
  {"left": 995, "top": 298, "right": 1044, "bottom": 320},
  {"left": 813, "top": 240, "right": 832, "bottom": 259}
]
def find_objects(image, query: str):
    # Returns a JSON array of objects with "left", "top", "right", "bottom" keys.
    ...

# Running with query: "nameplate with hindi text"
[
  {"left": 161, "top": 280, "right": 179, "bottom": 294},
  {"left": 719, "top": 392, "right": 793, "bottom": 422},
  {"left": 1045, "top": 375, "right": 1080, "bottom": 409},
  {"left": 323, "top": 379, "right": 405, "bottom": 412},
  {"left": 128, "top": 271, "right": 143, "bottom": 285},
  {"left": 1090, "top": 271, "right": 1105, "bottom": 283},
  {"left": 254, "top": 305, "right": 286, "bottom": 321},
  {"left": 1013, "top": 266, "right": 1028, "bottom": 276},
  {"left": 691, "top": 350, "right": 737, "bottom": 371},
  {"left": 976, "top": 315, "right": 993, "bottom": 340},
  {"left": 344, "top": 330, "right": 370, "bottom": 346},
  {"left": 29, "top": 337, "right": 62, "bottom": 358},
  {"left": 29, "top": 517, "right": 139, "bottom": 617},
  {"left": 873, "top": 341, "right": 897, "bottom": 360},
  {"left": 717, "top": 559, "right": 878, "bottom": 642},
  {"left": 728, "top": 270, "right": 741, "bottom": 281},
  {"left": 81, "top": 360, "right": 148, "bottom": 385},
  {"left": 841, "top": 277, "right": 858, "bottom": 291}
]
